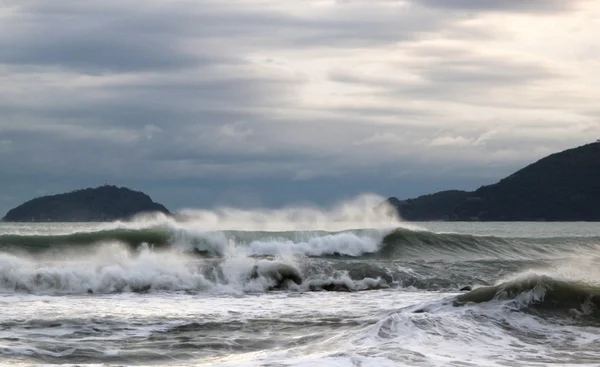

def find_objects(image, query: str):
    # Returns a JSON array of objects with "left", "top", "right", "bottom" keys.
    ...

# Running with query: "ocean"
[{"left": 2, "top": 199, "right": 600, "bottom": 366}]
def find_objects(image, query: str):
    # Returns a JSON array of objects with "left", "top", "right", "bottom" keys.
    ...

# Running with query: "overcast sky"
[{"left": 0, "top": 0, "right": 598, "bottom": 213}]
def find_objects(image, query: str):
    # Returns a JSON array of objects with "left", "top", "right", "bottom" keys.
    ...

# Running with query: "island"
[
  {"left": 385, "top": 142, "right": 600, "bottom": 221},
  {"left": 2, "top": 185, "right": 170, "bottom": 222}
]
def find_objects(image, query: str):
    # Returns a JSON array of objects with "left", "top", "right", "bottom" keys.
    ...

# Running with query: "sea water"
[{"left": 2, "top": 209, "right": 600, "bottom": 366}]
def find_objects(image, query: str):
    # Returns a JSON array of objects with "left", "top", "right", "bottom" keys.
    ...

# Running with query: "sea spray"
[
  {"left": 129, "top": 193, "right": 405, "bottom": 232},
  {"left": 4, "top": 218, "right": 600, "bottom": 366}
]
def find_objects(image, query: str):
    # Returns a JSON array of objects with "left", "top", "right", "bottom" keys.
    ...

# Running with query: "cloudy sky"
[{"left": 0, "top": 0, "right": 598, "bottom": 213}]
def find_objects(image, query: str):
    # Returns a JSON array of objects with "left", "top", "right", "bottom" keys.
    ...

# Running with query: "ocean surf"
[{"left": 2, "top": 206, "right": 600, "bottom": 366}]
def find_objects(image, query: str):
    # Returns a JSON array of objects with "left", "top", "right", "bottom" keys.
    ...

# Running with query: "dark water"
[{"left": 2, "top": 219, "right": 600, "bottom": 366}]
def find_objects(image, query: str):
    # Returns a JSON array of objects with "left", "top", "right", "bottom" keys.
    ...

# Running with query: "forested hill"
[
  {"left": 2, "top": 185, "right": 170, "bottom": 222},
  {"left": 386, "top": 142, "right": 600, "bottom": 221}
]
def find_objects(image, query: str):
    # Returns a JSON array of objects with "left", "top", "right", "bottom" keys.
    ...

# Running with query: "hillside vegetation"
[
  {"left": 387, "top": 142, "right": 600, "bottom": 221},
  {"left": 2, "top": 185, "right": 170, "bottom": 222}
]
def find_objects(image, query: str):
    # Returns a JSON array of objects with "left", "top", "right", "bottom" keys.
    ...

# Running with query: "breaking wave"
[
  {"left": 0, "top": 243, "right": 396, "bottom": 295},
  {"left": 0, "top": 228, "right": 172, "bottom": 252},
  {"left": 4, "top": 196, "right": 600, "bottom": 366},
  {"left": 3, "top": 203, "right": 600, "bottom": 296},
  {"left": 2, "top": 226, "right": 600, "bottom": 261},
  {"left": 455, "top": 274, "right": 600, "bottom": 318}
]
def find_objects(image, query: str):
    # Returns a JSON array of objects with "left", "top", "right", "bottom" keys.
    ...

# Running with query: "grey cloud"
[
  {"left": 1, "top": 35, "right": 198, "bottom": 73},
  {"left": 338, "top": 46, "right": 562, "bottom": 85},
  {"left": 0, "top": 9, "right": 201, "bottom": 73},
  {"left": 329, "top": 44, "right": 566, "bottom": 111},
  {"left": 0, "top": 0, "right": 594, "bottom": 215},
  {"left": 414, "top": 0, "right": 581, "bottom": 13},
  {"left": 0, "top": 65, "right": 307, "bottom": 185},
  {"left": 415, "top": 59, "right": 560, "bottom": 86},
  {"left": 0, "top": 59, "right": 305, "bottom": 140},
  {"left": 326, "top": 105, "right": 440, "bottom": 120},
  {"left": 407, "top": 45, "right": 565, "bottom": 78},
  {"left": 0, "top": 0, "right": 457, "bottom": 75}
]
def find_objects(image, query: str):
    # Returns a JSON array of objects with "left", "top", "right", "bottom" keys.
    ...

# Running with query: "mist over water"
[
  {"left": 139, "top": 193, "right": 408, "bottom": 232},
  {"left": 2, "top": 195, "right": 600, "bottom": 366}
]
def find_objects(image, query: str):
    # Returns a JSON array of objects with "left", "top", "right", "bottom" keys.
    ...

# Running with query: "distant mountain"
[
  {"left": 2, "top": 185, "right": 170, "bottom": 222},
  {"left": 386, "top": 142, "right": 600, "bottom": 221}
]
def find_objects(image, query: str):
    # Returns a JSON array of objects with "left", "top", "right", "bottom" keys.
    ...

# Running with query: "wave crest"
[
  {"left": 0, "top": 244, "right": 398, "bottom": 295},
  {"left": 455, "top": 274, "right": 600, "bottom": 317}
]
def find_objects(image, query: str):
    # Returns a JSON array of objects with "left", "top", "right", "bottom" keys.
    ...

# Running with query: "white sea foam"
[
  {"left": 113, "top": 193, "right": 412, "bottom": 232},
  {"left": 367, "top": 294, "right": 600, "bottom": 367},
  {"left": 0, "top": 242, "right": 386, "bottom": 295},
  {"left": 2, "top": 222, "right": 600, "bottom": 366},
  {"left": 244, "top": 231, "right": 383, "bottom": 257},
  {"left": 151, "top": 223, "right": 391, "bottom": 258},
  {"left": 0, "top": 244, "right": 214, "bottom": 294}
]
